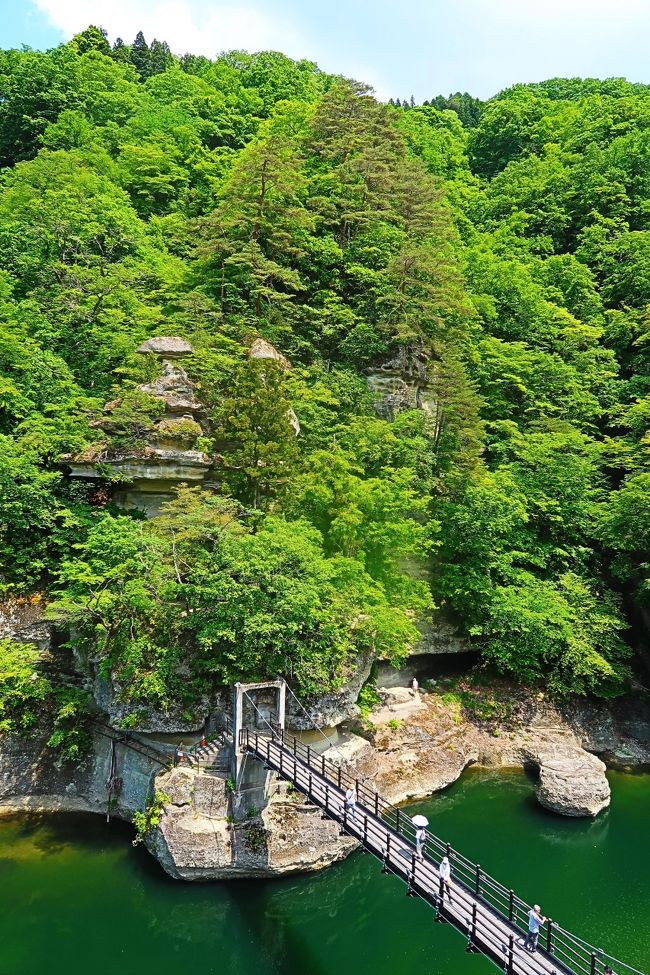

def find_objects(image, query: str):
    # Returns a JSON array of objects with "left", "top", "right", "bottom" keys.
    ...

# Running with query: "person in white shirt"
[
  {"left": 524, "top": 905, "right": 547, "bottom": 952},
  {"left": 439, "top": 855, "right": 453, "bottom": 900},
  {"left": 415, "top": 826, "right": 426, "bottom": 860},
  {"left": 344, "top": 785, "right": 357, "bottom": 821},
  {"left": 410, "top": 676, "right": 419, "bottom": 697}
]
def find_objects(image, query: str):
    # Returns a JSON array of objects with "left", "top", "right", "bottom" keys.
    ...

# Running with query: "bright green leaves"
[
  {"left": 433, "top": 464, "right": 629, "bottom": 696},
  {"left": 0, "top": 637, "right": 89, "bottom": 757},
  {"left": 0, "top": 640, "right": 50, "bottom": 733},
  {"left": 0, "top": 46, "right": 143, "bottom": 167},
  {"left": 0, "top": 148, "right": 181, "bottom": 390},
  {"left": 478, "top": 572, "right": 628, "bottom": 697},
  {"left": 599, "top": 473, "right": 650, "bottom": 600},
  {"left": 0, "top": 42, "right": 648, "bottom": 707},
  {"left": 51, "top": 489, "right": 422, "bottom": 706}
]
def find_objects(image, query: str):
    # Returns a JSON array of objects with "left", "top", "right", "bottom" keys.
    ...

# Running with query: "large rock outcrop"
[
  {"left": 288, "top": 651, "right": 375, "bottom": 729},
  {"left": 63, "top": 337, "right": 214, "bottom": 516},
  {"left": 366, "top": 345, "right": 438, "bottom": 421},
  {"left": 361, "top": 684, "right": 650, "bottom": 817},
  {"left": 0, "top": 598, "right": 52, "bottom": 650},
  {"left": 150, "top": 766, "right": 356, "bottom": 880},
  {"left": 136, "top": 337, "right": 194, "bottom": 358}
]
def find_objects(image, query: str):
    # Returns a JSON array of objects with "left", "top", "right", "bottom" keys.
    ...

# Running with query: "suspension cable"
[
  {"left": 284, "top": 681, "right": 337, "bottom": 749},
  {"left": 242, "top": 690, "right": 281, "bottom": 737}
]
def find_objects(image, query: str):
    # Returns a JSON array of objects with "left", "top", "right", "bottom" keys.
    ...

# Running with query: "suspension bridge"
[{"left": 231, "top": 679, "right": 645, "bottom": 975}]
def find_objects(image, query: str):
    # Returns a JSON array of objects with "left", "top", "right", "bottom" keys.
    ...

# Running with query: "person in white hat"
[
  {"left": 524, "top": 905, "right": 547, "bottom": 952},
  {"left": 439, "top": 855, "right": 453, "bottom": 900}
]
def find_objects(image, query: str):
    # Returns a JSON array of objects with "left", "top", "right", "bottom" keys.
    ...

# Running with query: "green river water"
[{"left": 1, "top": 769, "right": 648, "bottom": 975}]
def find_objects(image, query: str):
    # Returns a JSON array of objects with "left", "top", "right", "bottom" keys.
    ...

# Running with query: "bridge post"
[
  {"left": 590, "top": 953, "right": 597, "bottom": 975},
  {"left": 507, "top": 934, "right": 514, "bottom": 975},
  {"left": 340, "top": 805, "right": 348, "bottom": 836},
  {"left": 324, "top": 784, "right": 330, "bottom": 818},
  {"left": 382, "top": 834, "right": 391, "bottom": 873},
  {"left": 475, "top": 864, "right": 481, "bottom": 896},
  {"left": 508, "top": 889, "right": 514, "bottom": 923},
  {"left": 307, "top": 772, "right": 313, "bottom": 802},
  {"left": 396, "top": 808, "right": 401, "bottom": 834},
  {"left": 436, "top": 875, "right": 448, "bottom": 922},
  {"left": 321, "top": 754, "right": 326, "bottom": 777},
  {"left": 337, "top": 766, "right": 342, "bottom": 789},
  {"left": 363, "top": 815, "right": 369, "bottom": 852},
  {"left": 307, "top": 744, "right": 311, "bottom": 767},
  {"left": 466, "top": 902, "right": 478, "bottom": 951},
  {"left": 374, "top": 792, "right": 379, "bottom": 817},
  {"left": 546, "top": 918, "right": 554, "bottom": 953},
  {"left": 231, "top": 679, "right": 286, "bottom": 817},
  {"left": 407, "top": 852, "right": 417, "bottom": 896}
]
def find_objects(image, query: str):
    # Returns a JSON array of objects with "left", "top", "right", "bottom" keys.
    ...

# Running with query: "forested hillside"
[{"left": 1, "top": 27, "right": 648, "bottom": 733}]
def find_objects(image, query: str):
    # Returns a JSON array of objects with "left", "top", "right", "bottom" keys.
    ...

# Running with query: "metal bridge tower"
[{"left": 230, "top": 679, "right": 286, "bottom": 818}]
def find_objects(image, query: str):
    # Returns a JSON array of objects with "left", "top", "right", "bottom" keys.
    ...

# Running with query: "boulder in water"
[{"left": 536, "top": 751, "right": 610, "bottom": 817}]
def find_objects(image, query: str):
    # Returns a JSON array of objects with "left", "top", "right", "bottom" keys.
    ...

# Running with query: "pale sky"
[{"left": 2, "top": 0, "right": 649, "bottom": 101}]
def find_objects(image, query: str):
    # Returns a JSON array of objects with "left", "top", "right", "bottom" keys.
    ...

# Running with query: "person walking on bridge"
[
  {"left": 415, "top": 825, "right": 426, "bottom": 860},
  {"left": 344, "top": 785, "right": 357, "bottom": 821},
  {"left": 524, "top": 905, "right": 546, "bottom": 952},
  {"left": 439, "top": 855, "right": 453, "bottom": 901}
]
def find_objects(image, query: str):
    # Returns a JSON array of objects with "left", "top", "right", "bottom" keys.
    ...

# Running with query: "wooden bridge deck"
[{"left": 241, "top": 729, "right": 627, "bottom": 975}]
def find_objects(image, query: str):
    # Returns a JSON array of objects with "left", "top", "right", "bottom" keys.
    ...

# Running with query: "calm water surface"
[{"left": 1, "top": 769, "right": 648, "bottom": 975}]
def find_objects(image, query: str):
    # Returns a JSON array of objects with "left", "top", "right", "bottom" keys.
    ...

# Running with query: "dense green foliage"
[
  {"left": 0, "top": 637, "right": 90, "bottom": 758},
  {"left": 1, "top": 27, "right": 648, "bottom": 714}
]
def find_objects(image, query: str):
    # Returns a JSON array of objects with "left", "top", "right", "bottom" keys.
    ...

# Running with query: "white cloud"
[
  {"left": 31, "top": 0, "right": 306, "bottom": 58},
  {"left": 30, "top": 0, "right": 389, "bottom": 97}
]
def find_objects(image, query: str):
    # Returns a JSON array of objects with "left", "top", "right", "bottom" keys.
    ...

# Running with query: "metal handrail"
[{"left": 90, "top": 719, "right": 170, "bottom": 768}]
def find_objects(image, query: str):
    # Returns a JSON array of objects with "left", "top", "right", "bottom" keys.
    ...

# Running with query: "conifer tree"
[
  {"left": 149, "top": 39, "right": 173, "bottom": 76},
  {"left": 111, "top": 37, "right": 131, "bottom": 63},
  {"left": 130, "top": 30, "right": 151, "bottom": 80}
]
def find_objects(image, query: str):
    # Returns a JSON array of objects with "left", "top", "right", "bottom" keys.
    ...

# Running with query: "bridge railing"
[
  {"left": 241, "top": 727, "right": 615, "bottom": 975},
  {"left": 91, "top": 719, "right": 171, "bottom": 768}
]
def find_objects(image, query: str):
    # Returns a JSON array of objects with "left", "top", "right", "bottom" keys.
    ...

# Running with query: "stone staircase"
[{"left": 185, "top": 738, "right": 230, "bottom": 774}]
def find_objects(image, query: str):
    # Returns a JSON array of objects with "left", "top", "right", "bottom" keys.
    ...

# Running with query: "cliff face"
[
  {"left": 0, "top": 596, "right": 358, "bottom": 878},
  {"left": 0, "top": 728, "right": 158, "bottom": 820}
]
